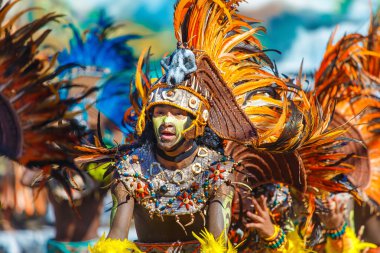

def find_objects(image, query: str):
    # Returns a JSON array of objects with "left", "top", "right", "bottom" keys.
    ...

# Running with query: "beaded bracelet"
[
  {"left": 263, "top": 226, "right": 287, "bottom": 249},
  {"left": 325, "top": 222, "right": 347, "bottom": 240},
  {"left": 264, "top": 225, "right": 281, "bottom": 242}
]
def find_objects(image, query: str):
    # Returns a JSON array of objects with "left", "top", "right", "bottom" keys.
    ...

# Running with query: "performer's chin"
[{"left": 157, "top": 137, "right": 178, "bottom": 151}]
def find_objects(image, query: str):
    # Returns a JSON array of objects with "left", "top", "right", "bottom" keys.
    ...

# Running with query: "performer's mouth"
[{"left": 160, "top": 129, "right": 176, "bottom": 141}]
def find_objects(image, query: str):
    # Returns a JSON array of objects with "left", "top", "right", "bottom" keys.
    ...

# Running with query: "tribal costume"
[
  {"left": 0, "top": 0, "right": 377, "bottom": 253},
  {"left": 85, "top": 0, "right": 369, "bottom": 252}
]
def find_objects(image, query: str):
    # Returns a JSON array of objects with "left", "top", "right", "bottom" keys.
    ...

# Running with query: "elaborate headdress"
[
  {"left": 136, "top": 45, "right": 258, "bottom": 143},
  {"left": 133, "top": 0, "right": 328, "bottom": 152},
  {"left": 131, "top": 0, "right": 362, "bottom": 196}
]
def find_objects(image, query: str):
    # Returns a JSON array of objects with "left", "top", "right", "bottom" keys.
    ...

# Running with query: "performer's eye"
[
  {"left": 154, "top": 110, "right": 164, "bottom": 116},
  {"left": 173, "top": 111, "right": 187, "bottom": 118}
]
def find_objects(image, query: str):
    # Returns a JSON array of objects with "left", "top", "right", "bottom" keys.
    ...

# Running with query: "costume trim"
[
  {"left": 326, "top": 222, "right": 348, "bottom": 240},
  {"left": 47, "top": 238, "right": 97, "bottom": 253},
  {"left": 135, "top": 240, "right": 200, "bottom": 252}
]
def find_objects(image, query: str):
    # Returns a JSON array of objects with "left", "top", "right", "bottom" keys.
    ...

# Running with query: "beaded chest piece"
[{"left": 115, "top": 144, "right": 233, "bottom": 220}]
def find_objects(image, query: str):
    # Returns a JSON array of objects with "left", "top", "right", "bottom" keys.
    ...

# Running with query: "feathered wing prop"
[
  {"left": 0, "top": 1, "right": 92, "bottom": 199},
  {"left": 0, "top": 2, "right": 75, "bottom": 165},
  {"left": 224, "top": 141, "right": 306, "bottom": 191},
  {"left": 173, "top": 0, "right": 316, "bottom": 151},
  {"left": 314, "top": 9, "right": 380, "bottom": 206},
  {"left": 329, "top": 112, "right": 370, "bottom": 189},
  {"left": 173, "top": 0, "right": 363, "bottom": 195},
  {"left": 354, "top": 10, "right": 380, "bottom": 206}
]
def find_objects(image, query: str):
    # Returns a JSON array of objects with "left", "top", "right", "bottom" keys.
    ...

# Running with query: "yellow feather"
[
  {"left": 89, "top": 234, "right": 142, "bottom": 253},
  {"left": 135, "top": 48, "right": 149, "bottom": 106},
  {"left": 221, "top": 27, "right": 264, "bottom": 54},
  {"left": 192, "top": 229, "right": 237, "bottom": 253},
  {"left": 325, "top": 227, "right": 376, "bottom": 253}
]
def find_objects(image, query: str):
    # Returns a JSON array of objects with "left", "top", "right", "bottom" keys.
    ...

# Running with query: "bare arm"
[
  {"left": 107, "top": 180, "right": 134, "bottom": 239},
  {"left": 206, "top": 180, "right": 234, "bottom": 239}
]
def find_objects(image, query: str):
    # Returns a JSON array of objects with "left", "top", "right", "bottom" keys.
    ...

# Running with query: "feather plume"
[{"left": 314, "top": 9, "right": 380, "bottom": 206}]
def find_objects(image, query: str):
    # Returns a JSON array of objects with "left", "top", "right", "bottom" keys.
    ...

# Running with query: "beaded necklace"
[{"left": 115, "top": 144, "right": 234, "bottom": 233}]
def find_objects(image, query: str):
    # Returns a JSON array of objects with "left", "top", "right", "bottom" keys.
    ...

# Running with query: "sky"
[{"left": 26, "top": 0, "right": 379, "bottom": 73}]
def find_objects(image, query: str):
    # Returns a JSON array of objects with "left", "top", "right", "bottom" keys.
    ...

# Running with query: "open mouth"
[{"left": 160, "top": 130, "right": 176, "bottom": 140}]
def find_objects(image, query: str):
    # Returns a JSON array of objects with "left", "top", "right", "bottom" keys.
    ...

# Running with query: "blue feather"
[{"left": 56, "top": 9, "right": 140, "bottom": 142}]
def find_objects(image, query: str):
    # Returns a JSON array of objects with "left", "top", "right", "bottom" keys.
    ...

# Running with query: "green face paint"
[{"left": 152, "top": 115, "right": 189, "bottom": 147}]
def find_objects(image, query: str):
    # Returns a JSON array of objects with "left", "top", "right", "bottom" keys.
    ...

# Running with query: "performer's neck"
[{"left": 156, "top": 141, "right": 198, "bottom": 170}]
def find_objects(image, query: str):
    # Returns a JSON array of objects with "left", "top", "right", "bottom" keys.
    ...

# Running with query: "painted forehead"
[{"left": 152, "top": 104, "right": 189, "bottom": 114}]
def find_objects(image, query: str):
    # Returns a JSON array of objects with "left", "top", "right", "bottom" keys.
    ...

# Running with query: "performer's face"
[{"left": 152, "top": 105, "right": 191, "bottom": 151}]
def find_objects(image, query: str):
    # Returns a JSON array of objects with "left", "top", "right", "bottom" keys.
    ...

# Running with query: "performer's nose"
[{"left": 162, "top": 115, "right": 174, "bottom": 124}]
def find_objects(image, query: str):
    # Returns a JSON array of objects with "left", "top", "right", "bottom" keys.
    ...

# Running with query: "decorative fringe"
[
  {"left": 325, "top": 227, "right": 376, "bottom": 253},
  {"left": 89, "top": 234, "right": 142, "bottom": 253},
  {"left": 192, "top": 229, "right": 238, "bottom": 253}
]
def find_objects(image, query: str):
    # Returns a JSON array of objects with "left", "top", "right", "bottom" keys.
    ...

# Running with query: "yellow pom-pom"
[
  {"left": 325, "top": 227, "right": 377, "bottom": 253},
  {"left": 89, "top": 234, "right": 142, "bottom": 253},
  {"left": 285, "top": 230, "right": 315, "bottom": 253},
  {"left": 338, "top": 227, "right": 376, "bottom": 253},
  {"left": 192, "top": 229, "right": 237, "bottom": 253}
]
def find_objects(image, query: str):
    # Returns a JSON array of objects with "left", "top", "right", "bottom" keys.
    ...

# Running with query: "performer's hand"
[
  {"left": 318, "top": 196, "right": 346, "bottom": 230},
  {"left": 245, "top": 195, "right": 275, "bottom": 239}
]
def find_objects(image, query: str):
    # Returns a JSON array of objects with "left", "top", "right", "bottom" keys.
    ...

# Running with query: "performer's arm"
[
  {"left": 107, "top": 180, "right": 134, "bottom": 239},
  {"left": 207, "top": 178, "right": 235, "bottom": 240}
]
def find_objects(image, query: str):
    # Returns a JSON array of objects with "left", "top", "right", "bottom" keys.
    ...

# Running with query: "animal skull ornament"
[{"left": 160, "top": 46, "right": 197, "bottom": 87}]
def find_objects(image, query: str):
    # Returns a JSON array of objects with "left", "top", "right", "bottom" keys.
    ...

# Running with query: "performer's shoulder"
[{"left": 114, "top": 144, "right": 154, "bottom": 176}]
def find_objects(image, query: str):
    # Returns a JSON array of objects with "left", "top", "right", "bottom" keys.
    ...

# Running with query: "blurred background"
[
  {"left": 0, "top": 0, "right": 378, "bottom": 252},
  {"left": 19, "top": 0, "right": 379, "bottom": 72}
]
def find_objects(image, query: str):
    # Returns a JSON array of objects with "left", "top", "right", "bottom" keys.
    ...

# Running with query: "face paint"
[{"left": 152, "top": 114, "right": 189, "bottom": 149}]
